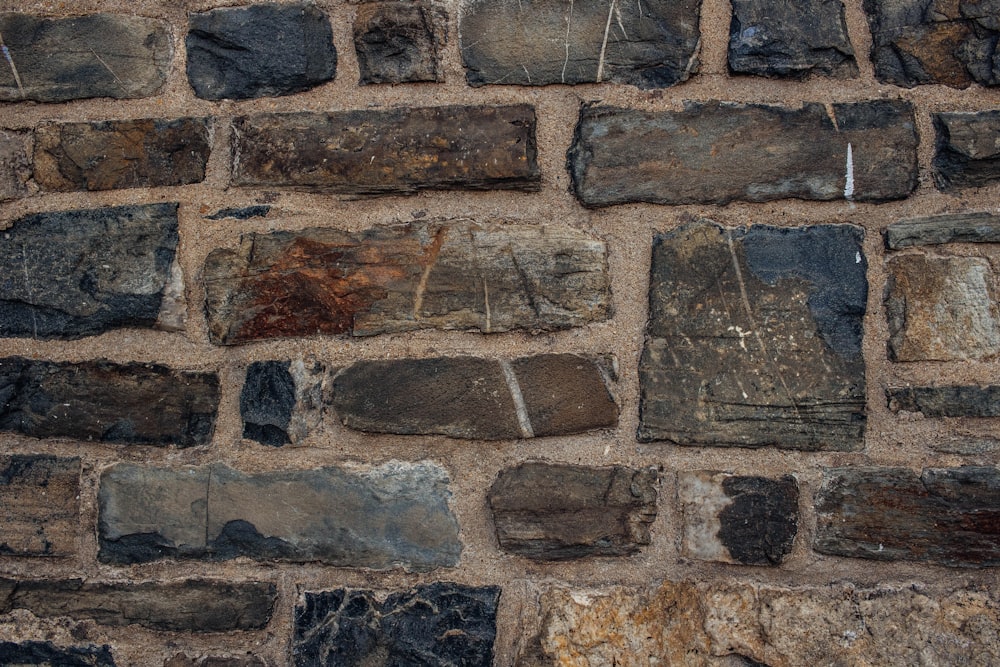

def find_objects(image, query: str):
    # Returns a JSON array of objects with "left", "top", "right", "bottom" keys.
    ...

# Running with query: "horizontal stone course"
[
  {"left": 888, "top": 385, "right": 1000, "bottom": 417},
  {"left": 0, "top": 455, "right": 79, "bottom": 557},
  {"left": 0, "top": 641, "right": 116, "bottom": 666},
  {"left": 885, "top": 212, "right": 1000, "bottom": 248}
]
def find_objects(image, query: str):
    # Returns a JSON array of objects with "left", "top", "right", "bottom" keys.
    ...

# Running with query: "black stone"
[
  {"left": 97, "top": 532, "right": 181, "bottom": 565},
  {"left": 206, "top": 206, "right": 272, "bottom": 220},
  {"left": 241, "top": 361, "right": 294, "bottom": 446},
  {"left": 355, "top": 2, "right": 443, "bottom": 84},
  {"left": 887, "top": 385, "right": 1000, "bottom": 417},
  {"left": 718, "top": 476, "right": 799, "bottom": 565},
  {"left": 208, "top": 520, "right": 298, "bottom": 560},
  {"left": 885, "top": 212, "right": 1000, "bottom": 248},
  {"left": 0, "top": 641, "right": 115, "bottom": 666},
  {"left": 933, "top": 111, "right": 1000, "bottom": 191}
]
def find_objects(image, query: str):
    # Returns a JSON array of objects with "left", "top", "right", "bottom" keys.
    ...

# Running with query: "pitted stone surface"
[
  {"left": 933, "top": 111, "right": 1000, "bottom": 191},
  {"left": 355, "top": 2, "right": 444, "bottom": 83},
  {"left": 0, "top": 455, "right": 79, "bottom": 556}
]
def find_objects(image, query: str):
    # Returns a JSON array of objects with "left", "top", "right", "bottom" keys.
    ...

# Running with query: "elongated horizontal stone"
[
  {"left": 0, "top": 13, "right": 171, "bottom": 102},
  {"left": 0, "top": 579, "right": 275, "bottom": 632},
  {"left": 814, "top": 466, "right": 1000, "bottom": 566},
  {"left": 34, "top": 118, "right": 211, "bottom": 191},
  {"left": 569, "top": 100, "right": 918, "bottom": 206},
  {"left": 639, "top": 221, "right": 867, "bottom": 450},
  {"left": 0, "top": 456, "right": 79, "bottom": 556},
  {"left": 232, "top": 106, "right": 539, "bottom": 194},
  {"left": 933, "top": 111, "right": 1000, "bottom": 190},
  {"left": 203, "top": 220, "right": 608, "bottom": 344},
  {"left": 489, "top": 463, "right": 656, "bottom": 560},
  {"left": 885, "top": 212, "right": 1000, "bottom": 248},
  {"left": 0, "top": 130, "right": 31, "bottom": 201},
  {"left": 355, "top": 2, "right": 444, "bottom": 84},
  {"left": 459, "top": 0, "right": 700, "bottom": 88},
  {"left": 888, "top": 385, "right": 1000, "bottom": 417},
  {"left": 0, "top": 358, "right": 219, "bottom": 447},
  {"left": 98, "top": 461, "right": 461, "bottom": 569},
  {"left": 0, "top": 642, "right": 115, "bottom": 666}
]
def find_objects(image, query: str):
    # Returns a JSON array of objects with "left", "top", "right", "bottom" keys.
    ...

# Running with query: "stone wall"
[{"left": 0, "top": 0, "right": 998, "bottom": 664}]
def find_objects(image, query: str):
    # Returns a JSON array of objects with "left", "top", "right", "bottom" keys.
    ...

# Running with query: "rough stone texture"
[
  {"left": 888, "top": 385, "right": 1000, "bottom": 417},
  {"left": 0, "top": 130, "right": 31, "bottom": 201},
  {"left": 231, "top": 106, "right": 539, "bottom": 194},
  {"left": 330, "top": 354, "right": 617, "bottom": 440},
  {"left": 569, "top": 100, "right": 918, "bottom": 206},
  {"left": 863, "top": 0, "right": 1000, "bottom": 87},
  {"left": 0, "top": 641, "right": 115, "bottom": 666},
  {"left": 639, "top": 221, "right": 867, "bottom": 450},
  {"left": 0, "top": 358, "right": 220, "bottom": 447},
  {"left": 728, "top": 0, "right": 857, "bottom": 78},
  {"left": 34, "top": 118, "right": 211, "bottom": 192},
  {"left": 679, "top": 472, "right": 798, "bottom": 565},
  {"left": 488, "top": 463, "right": 657, "bottom": 560},
  {"left": 0, "top": 203, "right": 180, "bottom": 340},
  {"left": 933, "top": 111, "right": 1000, "bottom": 190},
  {"left": 354, "top": 2, "right": 444, "bottom": 84},
  {"left": 205, "top": 206, "right": 271, "bottom": 221},
  {"left": 459, "top": 0, "right": 701, "bottom": 88},
  {"left": 293, "top": 583, "right": 499, "bottom": 666},
  {"left": 186, "top": 3, "right": 337, "bottom": 100},
  {"left": 202, "top": 220, "right": 607, "bottom": 344},
  {"left": 0, "top": 13, "right": 171, "bottom": 102},
  {"left": 0, "top": 455, "right": 79, "bottom": 557},
  {"left": 165, "top": 655, "right": 266, "bottom": 667},
  {"left": 814, "top": 466, "right": 1000, "bottom": 566},
  {"left": 885, "top": 254, "right": 1000, "bottom": 361},
  {"left": 886, "top": 212, "right": 1000, "bottom": 247},
  {"left": 0, "top": 579, "right": 275, "bottom": 632},
  {"left": 241, "top": 359, "right": 326, "bottom": 446},
  {"left": 98, "top": 461, "right": 461, "bottom": 570}
]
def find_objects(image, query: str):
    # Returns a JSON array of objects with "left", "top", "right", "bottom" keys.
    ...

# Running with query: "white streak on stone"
[
  {"left": 500, "top": 359, "right": 534, "bottom": 438},
  {"left": 844, "top": 142, "right": 855, "bottom": 199}
]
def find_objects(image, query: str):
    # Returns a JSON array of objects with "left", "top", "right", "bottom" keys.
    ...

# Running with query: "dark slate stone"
[
  {"left": 205, "top": 206, "right": 272, "bottom": 220},
  {"left": 814, "top": 466, "right": 1000, "bottom": 566},
  {"left": 569, "top": 100, "right": 918, "bottom": 206},
  {"left": 0, "top": 455, "right": 79, "bottom": 556},
  {"left": 887, "top": 385, "right": 1000, "bottom": 417},
  {"left": 0, "top": 203, "right": 179, "bottom": 340},
  {"left": 0, "top": 13, "right": 170, "bottom": 102},
  {"left": 933, "top": 111, "right": 1000, "bottom": 190},
  {"left": 729, "top": 0, "right": 857, "bottom": 78},
  {"left": 885, "top": 212, "right": 1000, "bottom": 248},
  {"left": 293, "top": 583, "right": 499, "bottom": 666},
  {"left": 0, "top": 641, "right": 115, "bottom": 666},
  {"left": 241, "top": 361, "right": 294, "bottom": 446},
  {"left": 639, "top": 221, "right": 867, "bottom": 450},
  {"left": 718, "top": 476, "right": 799, "bottom": 565},
  {"left": 459, "top": 0, "right": 701, "bottom": 88},
  {"left": 355, "top": 2, "right": 443, "bottom": 84},
  {"left": 186, "top": 3, "right": 337, "bottom": 100},
  {"left": 0, "top": 358, "right": 220, "bottom": 447}
]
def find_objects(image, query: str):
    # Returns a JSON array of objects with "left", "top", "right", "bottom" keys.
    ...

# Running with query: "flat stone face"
[
  {"left": 814, "top": 466, "right": 1000, "bottom": 566},
  {"left": 34, "top": 118, "right": 211, "bottom": 191},
  {"left": 863, "top": 0, "right": 1000, "bottom": 87},
  {"left": 639, "top": 221, "right": 867, "bottom": 450},
  {"left": 98, "top": 461, "right": 461, "bottom": 570},
  {"left": 241, "top": 359, "right": 327, "bottom": 446},
  {"left": 679, "top": 472, "right": 798, "bottom": 565},
  {"left": 933, "top": 111, "right": 1000, "bottom": 190},
  {"left": 0, "top": 455, "right": 79, "bottom": 556},
  {"left": 203, "top": 220, "right": 607, "bottom": 344},
  {"left": 231, "top": 106, "right": 539, "bottom": 194},
  {"left": 0, "top": 130, "right": 31, "bottom": 201},
  {"left": 459, "top": 0, "right": 701, "bottom": 88},
  {"left": 888, "top": 385, "right": 1000, "bottom": 417},
  {"left": 0, "top": 358, "right": 220, "bottom": 447},
  {"left": 488, "top": 463, "right": 657, "bottom": 560},
  {"left": 569, "top": 100, "right": 918, "bottom": 206},
  {"left": 355, "top": 2, "right": 443, "bottom": 84},
  {"left": 0, "top": 641, "right": 116, "bottom": 666},
  {"left": 0, "top": 579, "right": 275, "bottom": 632},
  {"left": 885, "top": 254, "right": 1000, "bottom": 361},
  {"left": 186, "top": 3, "right": 337, "bottom": 100},
  {"left": 0, "top": 13, "right": 171, "bottom": 102},
  {"left": 886, "top": 212, "right": 1000, "bottom": 248},
  {"left": 729, "top": 0, "right": 857, "bottom": 77},
  {"left": 0, "top": 203, "right": 180, "bottom": 340},
  {"left": 293, "top": 583, "right": 499, "bottom": 667}
]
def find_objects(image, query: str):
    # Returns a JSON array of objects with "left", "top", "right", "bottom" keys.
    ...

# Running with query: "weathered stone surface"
[
  {"left": 165, "top": 655, "right": 266, "bottom": 667},
  {"left": 331, "top": 354, "right": 617, "bottom": 439},
  {"left": 933, "top": 111, "right": 1000, "bottom": 190},
  {"left": 888, "top": 385, "right": 1000, "bottom": 417},
  {"left": 863, "top": 0, "right": 1000, "bottom": 87},
  {"left": 0, "top": 203, "right": 180, "bottom": 339},
  {"left": 0, "top": 358, "right": 219, "bottom": 447},
  {"left": 0, "top": 579, "right": 275, "bottom": 632},
  {"left": 34, "top": 118, "right": 211, "bottom": 192},
  {"left": 98, "top": 461, "right": 461, "bottom": 569},
  {"left": 0, "top": 641, "right": 115, "bottom": 666},
  {"left": 885, "top": 254, "right": 1000, "bottom": 361},
  {"left": 639, "top": 221, "right": 867, "bottom": 450},
  {"left": 355, "top": 2, "right": 443, "bottom": 84},
  {"left": 459, "top": 0, "right": 700, "bottom": 88},
  {"left": 729, "top": 0, "right": 857, "bottom": 78},
  {"left": 488, "top": 463, "right": 656, "bottom": 560},
  {"left": 814, "top": 466, "right": 1000, "bottom": 566},
  {"left": 293, "top": 583, "right": 499, "bottom": 666},
  {"left": 0, "top": 13, "right": 171, "bottom": 102},
  {"left": 231, "top": 106, "right": 539, "bottom": 194},
  {"left": 886, "top": 212, "right": 1000, "bottom": 248},
  {"left": 0, "top": 455, "right": 79, "bottom": 556},
  {"left": 203, "top": 220, "right": 607, "bottom": 344},
  {"left": 569, "top": 100, "right": 917, "bottom": 206},
  {"left": 205, "top": 206, "right": 271, "bottom": 221},
  {"left": 679, "top": 472, "right": 798, "bottom": 565},
  {"left": 241, "top": 359, "right": 326, "bottom": 446},
  {"left": 186, "top": 3, "right": 337, "bottom": 100},
  {"left": 0, "top": 130, "right": 31, "bottom": 201}
]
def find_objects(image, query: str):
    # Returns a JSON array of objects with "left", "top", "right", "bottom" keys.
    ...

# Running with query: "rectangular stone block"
[
  {"left": 232, "top": 106, "right": 539, "bottom": 194},
  {"left": 0, "top": 358, "right": 219, "bottom": 447},
  {"left": 0, "top": 455, "right": 79, "bottom": 556},
  {"left": 885, "top": 212, "right": 1000, "bottom": 248},
  {"left": 0, "top": 130, "right": 31, "bottom": 201},
  {"left": 241, "top": 359, "right": 326, "bottom": 447},
  {"left": 355, "top": 2, "right": 443, "bottom": 84},
  {"left": 0, "top": 642, "right": 115, "bottom": 666},
  {"left": 888, "top": 385, "right": 1000, "bottom": 417},
  {"left": 203, "top": 220, "right": 608, "bottom": 344},
  {"left": 569, "top": 100, "right": 918, "bottom": 206},
  {"left": 933, "top": 111, "right": 1000, "bottom": 190},
  {"left": 814, "top": 466, "right": 1000, "bottom": 567}
]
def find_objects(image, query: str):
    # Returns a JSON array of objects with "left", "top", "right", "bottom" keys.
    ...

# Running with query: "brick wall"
[{"left": 0, "top": 0, "right": 998, "bottom": 664}]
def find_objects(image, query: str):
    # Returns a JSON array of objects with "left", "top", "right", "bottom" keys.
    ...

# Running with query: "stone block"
[
  {"left": 887, "top": 385, "right": 1000, "bottom": 417},
  {"left": 933, "top": 111, "right": 1000, "bottom": 190},
  {"left": 354, "top": 2, "right": 444, "bottom": 83},
  {"left": 0, "top": 455, "right": 79, "bottom": 556},
  {"left": 885, "top": 212, "right": 1000, "bottom": 248},
  {"left": 0, "top": 641, "right": 115, "bottom": 666},
  {"left": 0, "top": 130, "right": 31, "bottom": 201}
]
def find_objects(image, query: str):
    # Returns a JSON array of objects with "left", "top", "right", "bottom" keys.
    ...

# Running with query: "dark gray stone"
[
  {"left": 205, "top": 206, "right": 271, "bottom": 221},
  {"left": 0, "top": 130, "right": 31, "bottom": 201},
  {"left": 165, "top": 655, "right": 267, "bottom": 667},
  {"left": 186, "top": 3, "right": 337, "bottom": 100},
  {"left": 885, "top": 212, "right": 1000, "bottom": 248},
  {"left": 293, "top": 583, "right": 499, "bottom": 666},
  {"left": 355, "top": 2, "right": 444, "bottom": 83},
  {"left": 0, "top": 455, "right": 79, "bottom": 557},
  {"left": 933, "top": 111, "right": 1000, "bottom": 190},
  {"left": 0, "top": 642, "right": 115, "bottom": 666},
  {"left": 887, "top": 385, "right": 1000, "bottom": 417},
  {"left": 241, "top": 361, "right": 294, "bottom": 446}
]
